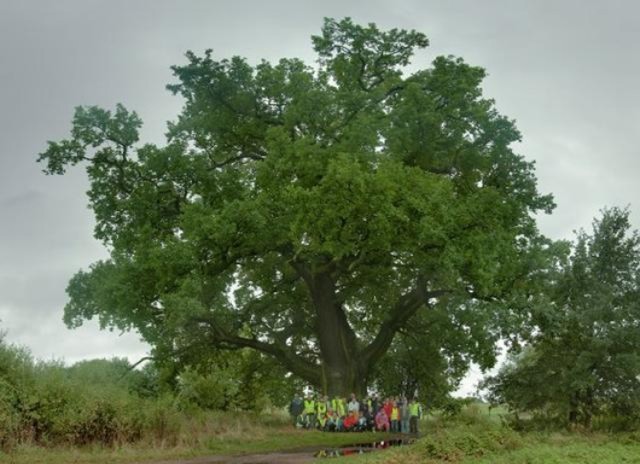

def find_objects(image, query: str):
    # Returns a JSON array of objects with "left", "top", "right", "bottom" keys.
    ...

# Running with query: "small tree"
[{"left": 484, "top": 208, "right": 640, "bottom": 426}]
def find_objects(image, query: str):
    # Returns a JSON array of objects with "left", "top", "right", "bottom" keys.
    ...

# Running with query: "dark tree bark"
[
  {"left": 568, "top": 393, "right": 579, "bottom": 425},
  {"left": 286, "top": 261, "right": 442, "bottom": 397},
  {"left": 292, "top": 262, "right": 366, "bottom": 396}
]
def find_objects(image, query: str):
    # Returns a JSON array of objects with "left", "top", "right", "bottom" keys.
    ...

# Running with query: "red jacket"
[{"left": 343, "top": 414, "right": 358, "bottom": 429}]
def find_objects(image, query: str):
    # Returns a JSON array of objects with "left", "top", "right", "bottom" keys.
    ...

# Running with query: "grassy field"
[
  {"left": 3, "top": 405, "right": 640, "bottom": 463},
  {"left": 0, "top": 412, "right": 379, "bottom": 464},
  {"left": 344, "top": 431, "right": 640, "bottom": 464},
  {"left": 338, "top": 405, "right": 640, "bottom": 464}
]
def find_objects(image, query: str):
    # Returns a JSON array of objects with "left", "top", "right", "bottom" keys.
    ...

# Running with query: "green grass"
[
  {"left": 331, "top": 407, "right": 640, "bottom": 464},
  {"left": 339, "top": 438, "right": 640, "bottom": 464},
  {"left": 468, "top": 439, "right": 640, "bottom": 463},
  {"left": 4, "top": 406, "right": 640, "bottom": 464},
  {"left": 0, "top": 426, "right": 381, "bottom": 464}
]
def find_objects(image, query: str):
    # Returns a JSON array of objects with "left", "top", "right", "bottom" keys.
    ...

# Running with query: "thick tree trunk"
[
  {"left": 290, "top": 263, "right": 431, "bottom": 398},
  {"left": 323, "top": 362, "right": 367, "bottom": 397},
  {"left": 302, "top": 269, "right": 368, "bottom": 397},
  {"left": 568, "top": 393, "right": 579, "bottom": 426}
]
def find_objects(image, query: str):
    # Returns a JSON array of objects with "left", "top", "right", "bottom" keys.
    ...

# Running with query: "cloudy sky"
[{"left": 1, "top": 0, "right": 638, "bottom": 394}]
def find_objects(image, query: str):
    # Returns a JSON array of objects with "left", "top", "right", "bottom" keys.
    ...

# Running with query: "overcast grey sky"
[{"left": 1, "top": 0, "right": 638, "bottom": 394}]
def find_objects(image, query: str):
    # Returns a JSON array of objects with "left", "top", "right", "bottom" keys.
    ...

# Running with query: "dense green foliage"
[
  {"left": 37, "top": 17, "right": 554, "bottom": 396},
  {"left": 0, "top": 340, "right": 150, "bottom": 449},
  {"left": 370, "top": 309, "right": 495, "bottom": 405},
  {"left": 0, "top": 336, "right": 290, "bottom": 451},
  {"left": 483, "top": 208, "right": 640, "bottom": 428}
]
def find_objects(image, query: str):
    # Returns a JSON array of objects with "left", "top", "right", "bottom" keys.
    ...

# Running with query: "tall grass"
[{"left": 0, "top": 336, "right": 291, "bottom": 452}]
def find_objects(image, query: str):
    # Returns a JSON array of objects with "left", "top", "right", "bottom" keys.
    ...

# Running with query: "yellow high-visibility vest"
[
  {"left": 391, "top": 407, "right": 399, "bottom": 421},
  {"left": 338, "top": 401, "right": 346, "bottom": 416},
  {"left": 333, "top": 398, "right": 346, "bottom": 416},
  {"left": 304, "top": 399, "right": 315, "bottom": 414},
  {"left": 409, "top": 403, "right": 420, "bottom": 416},
  {"left": 317, "top": 402, "right": 327, "bottom": 415}
]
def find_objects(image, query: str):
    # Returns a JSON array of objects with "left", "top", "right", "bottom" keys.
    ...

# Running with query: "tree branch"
[
  {"left": 361, "top": 284, "right": 450, "bottom": 370},
  {"left": 206, "top": 151, "right": 265, "bottom": 171},
  {"left": 191, "top": 315, "right": 321, "bottom": 385},
  {"left": 116, "top": 356, "right": 154, "bottom": 382}
]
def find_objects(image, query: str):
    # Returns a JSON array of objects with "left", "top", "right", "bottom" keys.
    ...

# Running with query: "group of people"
[{"left": 288, "top": 393, "right": 422, "bottom": 434}]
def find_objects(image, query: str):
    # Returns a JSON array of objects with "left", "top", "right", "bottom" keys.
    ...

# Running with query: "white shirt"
[{"left": 348, "top": 400, "right": 359, "bottom": 413}]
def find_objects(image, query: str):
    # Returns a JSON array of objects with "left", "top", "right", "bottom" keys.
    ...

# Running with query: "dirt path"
[
  {"left": 147, "top": 435, "right": 414, "bottom": 464},
  {"left": 149, "top": 450, "right": 316, "bottom": 464}
]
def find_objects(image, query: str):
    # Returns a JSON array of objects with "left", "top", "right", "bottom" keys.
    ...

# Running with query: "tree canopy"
[{"left": 38, "top": 18, "right": 553, "bottom": 396}]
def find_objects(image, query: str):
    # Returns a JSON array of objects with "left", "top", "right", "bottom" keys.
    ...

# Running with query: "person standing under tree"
[
  {"left": 399, "top": 396, "right": 410, "bottom": 433},
  {"left": 409, "top": 398, "right": 421, "bottom": 434},
  {"left": 289, "top": 393, "right": 304, "bottom": 427},
  {"left": 316, "top": 395, "right": 328, "bottom": 429},
  {"left": 390, "top": 400, "right": 399, "bottom": 432},
  {"left": 303, "top": 394, "right": 316, "bottom": 429}
]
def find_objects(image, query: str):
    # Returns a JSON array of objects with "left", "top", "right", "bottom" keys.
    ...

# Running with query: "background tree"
[
  {"left": 38, "top": 18, "right": 553, "bottom": 396},
  {"left": 483, "top": 207, "right": 640, "bottom": 427}
]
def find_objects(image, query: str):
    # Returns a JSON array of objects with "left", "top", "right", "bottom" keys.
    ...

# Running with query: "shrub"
[
  {"left": 439, "top": 397, "right": 476, "bottom": 418},
  {"left": 417, "top": 422, "right": 523, "bottom": 461},
  {"left": 144, "top": 394, "right": 182, "bottom": 445}
]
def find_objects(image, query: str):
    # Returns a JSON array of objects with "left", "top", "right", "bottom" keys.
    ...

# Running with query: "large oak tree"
[{"left": 38, "top": 18, "right": 553, "bottom": 396}]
